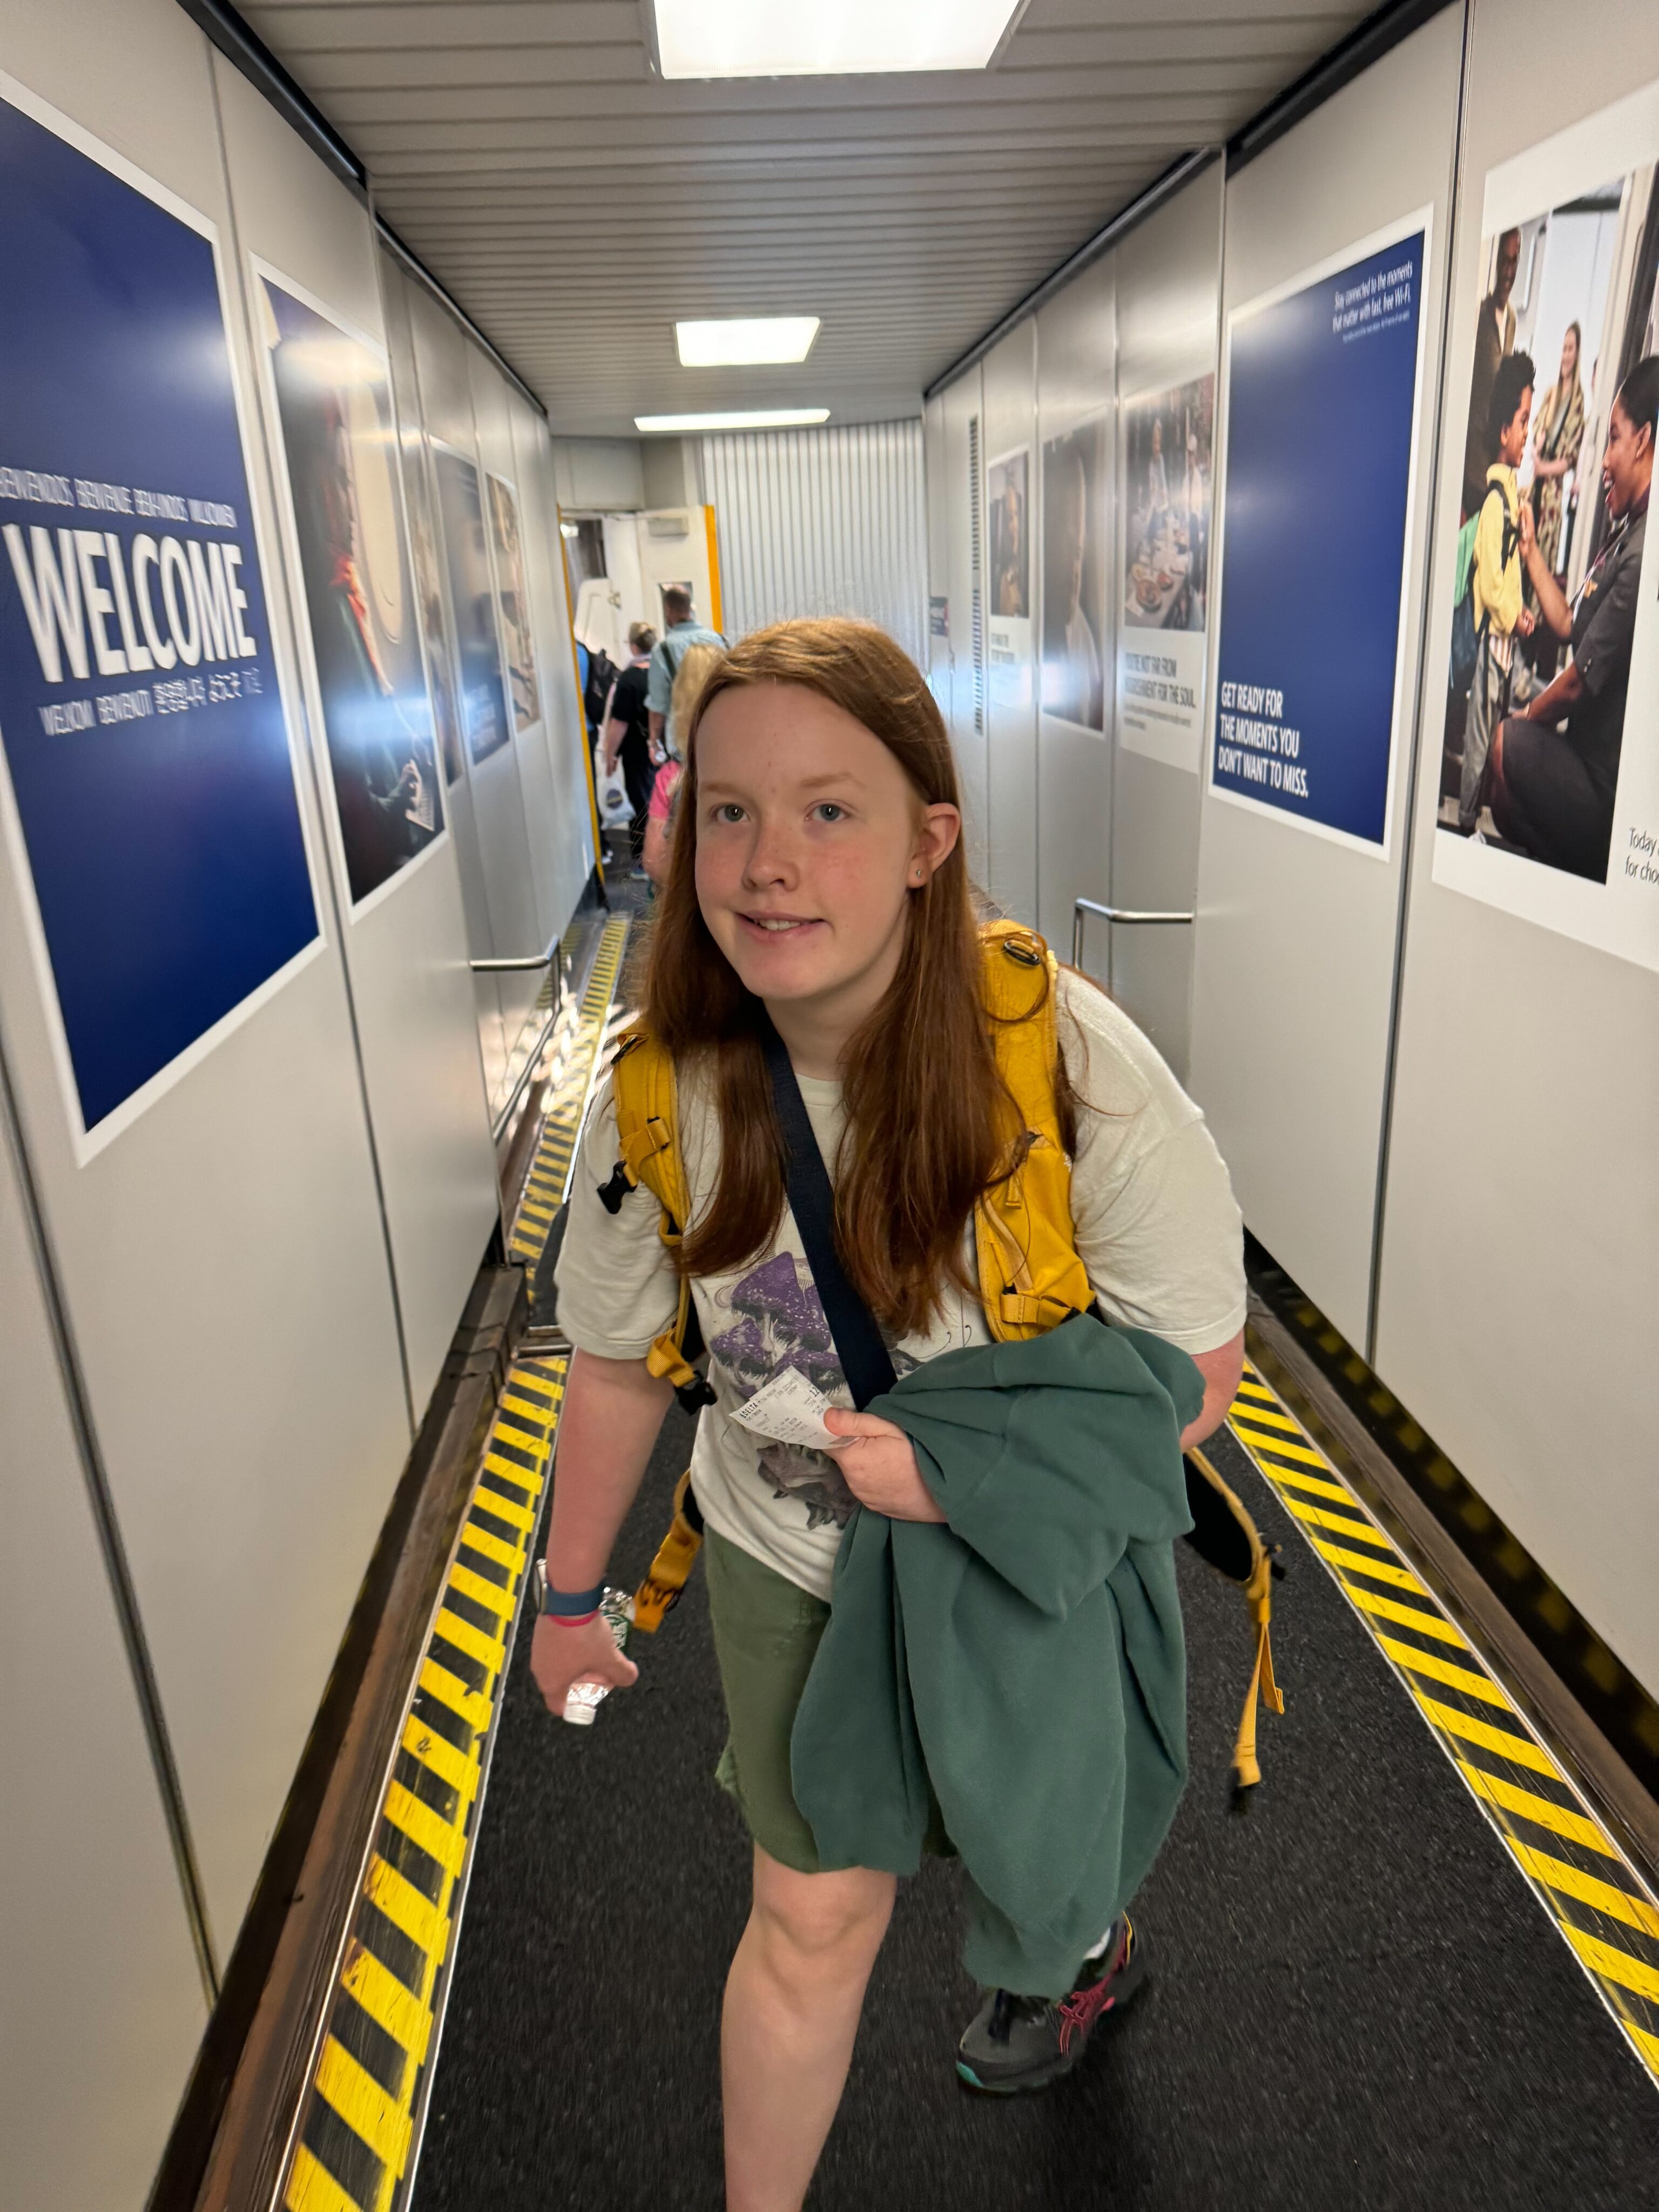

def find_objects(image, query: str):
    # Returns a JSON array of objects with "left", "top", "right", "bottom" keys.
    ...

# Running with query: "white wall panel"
[
  {"left": 382, "top": 257, "right": 513, "bottom": 1097},
  {"left": 699, "top": 421, "right": 927, "bottom": 665},
  {"left": 0, "top": 0, "right": 412, "bottom": 1945},
  {"left": 1107, "top": 164, "right": 1225, "bottom": 1081},
  {"left": 982, "top": 324, "right": 1040, "bottom": 925},
  {"left": 512, "top": 403, "right": 596, "bottom": 933},
  {"left": 940, "top": 369, "right": 988, "bottom": 879},
  {"left": 1188, "top": 5, "right": 1465, "bottom": 1347},
  {"left": 409, "top": 288, "right": 542, "bottom": 1108},
  {"left": 472, "top": 358, "right": 563, "bottom": 970},
  {"left": 1035, "top": 255, "right": 1117, "bottom": 954},
  {"left": 216, "top": 60, "right": 498, "bottom": 1422},
  {"left": 0, "top": 1094, "right": 206, "bottom": 2212},
  {"left": 923, "top": 390, "right": 950, "bottom": 727},
  {"left": 381, "top": 256, "right": 511, "bottom": 1102},
  {"left": 1376, "top": 0, "right": 1659, "bottom": 1695}
]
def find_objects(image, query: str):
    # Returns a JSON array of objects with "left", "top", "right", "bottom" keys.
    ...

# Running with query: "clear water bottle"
[{"left": 532, "top": 1564, "right": 633, "bottom": 1727}]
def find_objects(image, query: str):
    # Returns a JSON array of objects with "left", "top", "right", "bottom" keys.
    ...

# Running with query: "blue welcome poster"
[
  {"left": 1210, "top": 221, "right": 1429, "bottom": 853},
  {"left": 0, "top": 80, "right": 318, "bottom": 1146}
]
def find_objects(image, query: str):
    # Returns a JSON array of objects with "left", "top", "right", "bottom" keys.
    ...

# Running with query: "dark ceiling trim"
[
  {"left": 175, "top": 0, "right": 547, "bottom": 416},
  {"left": 1226, "top": 0, "right": 1459, "bottom": 174},
  {"left": 925, "top": 0, "right": 1460, "bottom": 401},
  {"left": 923, "top": 147, "right": 1218, "bottom": 400},
  {"left": 177, "top": 0, "right": 366, "bottom": 197}
]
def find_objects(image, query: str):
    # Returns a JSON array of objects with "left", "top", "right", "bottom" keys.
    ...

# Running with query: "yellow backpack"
[{"left": 601, "top": 919, "right": 1282, "bottom": 1801}]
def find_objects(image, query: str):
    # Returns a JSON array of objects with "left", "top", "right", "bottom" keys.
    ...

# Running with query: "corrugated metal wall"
[{"left": 700, "top": 421, "right": 928, "bottom": 666}]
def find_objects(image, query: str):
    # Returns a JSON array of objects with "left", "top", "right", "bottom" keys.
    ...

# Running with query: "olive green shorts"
[
  {"left": 703, "top": 1526, "right": 831, "bottom": 1874},
  {"left": 703, "top": 1526, "right": 952, "bottom": 1875}
]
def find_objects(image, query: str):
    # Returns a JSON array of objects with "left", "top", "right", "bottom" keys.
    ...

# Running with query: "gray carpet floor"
[{"left": 414, "top": 1413, "right": 1659, "bottom": 2210}]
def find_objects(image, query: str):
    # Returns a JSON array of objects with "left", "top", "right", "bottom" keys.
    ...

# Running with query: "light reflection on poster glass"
[{"left": 259, "top": 274, "right": 442, "bottom": 905}]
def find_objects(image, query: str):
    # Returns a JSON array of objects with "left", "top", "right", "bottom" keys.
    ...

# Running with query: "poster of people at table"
[
  {"left": 1210, "top": 219, "right": 1428, "bottom": 854},
  {"left": 1118, "top": 373, "right": 1213, "bottom": 770},
  {"left": 485, "top": 470, "right": 541, "bottom": 733},
  {"left": 258, "top": 271, "right": 442, "bottom": 907},
  {"left": 0, "top": 78, "right": 317, "bottom": 1149},
  {"left": 432, "top": 446, "right": 511, "bottom": 766},
  {"left": 987, "top": 446, "right": 1031, "bottom": 706},
  {"left": 1432, "top": 80, "right": 1659, "bottom": 974},
  {"left": 1040, "top": 414, "right": 1108, "bottom": 733}
]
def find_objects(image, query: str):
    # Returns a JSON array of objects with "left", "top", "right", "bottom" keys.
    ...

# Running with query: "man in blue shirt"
[{"left": 647, "top": 584, "right": 726, "bottom": 756}]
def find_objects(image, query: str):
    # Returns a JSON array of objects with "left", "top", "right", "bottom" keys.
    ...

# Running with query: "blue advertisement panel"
[
  {"left": 0, "top": 87, "right": 317, "bottom": 1141},
  {"left": 1211, "top": 226, "right": 1427, "bottom": 849},
  {"left": 432, "top": 448, "right": 511, "bottom": 766}
]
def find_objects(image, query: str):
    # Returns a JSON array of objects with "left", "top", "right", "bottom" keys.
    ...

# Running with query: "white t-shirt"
[{"left": 556, "top": 972, "right": 1245, "bottom": 1601}]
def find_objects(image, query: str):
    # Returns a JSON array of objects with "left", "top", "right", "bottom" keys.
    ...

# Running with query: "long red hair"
[{"left": 637, "top": 617, "right": 1030, "bottom": 1337}]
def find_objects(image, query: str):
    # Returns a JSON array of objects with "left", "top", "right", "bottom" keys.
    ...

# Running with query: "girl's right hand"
[{"left": 529, "top": 1610, "right": 639, "bottom": 1716}]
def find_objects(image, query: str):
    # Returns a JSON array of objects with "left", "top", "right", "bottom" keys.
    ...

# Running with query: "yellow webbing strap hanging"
[
  {"left": 1188, "top": 1444, "right": 1285, "bottom": 1803},
  {"left": 974, "top": 922, "right": 1094, "bottom": 1343},
  {"left": 633, "top": 1469, "right": 704, "bottom": 1632},
  {"left": 609, "top": 1029, "right": 704, "bottom": 1395}
]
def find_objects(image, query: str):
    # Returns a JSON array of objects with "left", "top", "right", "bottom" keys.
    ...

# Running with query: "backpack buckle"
[{"left": 597, "top": 1161, "right": 633, "bottom": 1213}]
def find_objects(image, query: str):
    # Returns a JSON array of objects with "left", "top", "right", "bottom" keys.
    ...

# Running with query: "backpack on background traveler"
[
  {"left": 600, "top": 919, "right": 1286, "bottom": 1804},
  {"left": 1449, "top": 477, "right": 1519, "bottom": 697}
]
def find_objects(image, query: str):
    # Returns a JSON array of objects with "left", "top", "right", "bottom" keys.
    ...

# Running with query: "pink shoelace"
[{"left": 1055, "top": 1934, "right": 1128, "bottom": 2054}]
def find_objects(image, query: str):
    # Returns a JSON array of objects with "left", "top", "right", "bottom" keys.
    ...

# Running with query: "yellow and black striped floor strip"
[
  {"left": 276, "top": 926, "right": 632, "bottom": 2209},
  {"left": 280, "top": 1353, "right": 568, "bottom": 2212},
  {"left": 1228, "top": 1364, "right": 1659, "bottom": 2089},
  {"left": 507, "top": 912, "right": 629, "bottom": 1278}
]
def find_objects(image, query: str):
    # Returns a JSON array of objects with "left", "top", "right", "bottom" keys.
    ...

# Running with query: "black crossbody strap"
[{"left": 759, "top": 1022, "right": 898, "bottom": 1410}]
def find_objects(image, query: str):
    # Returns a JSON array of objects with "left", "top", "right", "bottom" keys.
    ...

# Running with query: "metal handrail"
[
  {"left": 470, "top": 948, "right": 557, "bottom": 973},
  {"left": 1072, "top": 897, "right": 1194, "bottom": 990}
]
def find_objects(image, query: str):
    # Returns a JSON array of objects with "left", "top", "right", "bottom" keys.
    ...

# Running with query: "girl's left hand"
[{"left": 823, "top": 1408, "right": 947, "bottom": 1522}]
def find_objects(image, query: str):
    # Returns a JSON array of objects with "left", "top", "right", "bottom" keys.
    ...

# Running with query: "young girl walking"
[{"left": 532, "top": 619, "right": 1245, "bottom": 2211}]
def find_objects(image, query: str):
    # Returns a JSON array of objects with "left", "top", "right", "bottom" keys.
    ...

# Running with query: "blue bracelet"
[{"left": 541, "top": 1575, "right": 604, "bottom": 1617}]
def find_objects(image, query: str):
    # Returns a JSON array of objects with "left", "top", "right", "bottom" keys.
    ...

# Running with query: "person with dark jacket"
[
  {"left": 601, "top": 621, "right": 657, "bottom": 873},
  {"left": 1487, "top": 355, "right": 1655, "bottom": 879},
  {"left": 1462, "top": 227, "right": 1521, "bottom": 518}
]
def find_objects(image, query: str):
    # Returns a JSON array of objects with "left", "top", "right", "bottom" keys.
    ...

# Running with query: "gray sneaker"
[{"left": 956, "top": 1916, "right": 1146, "bottom": 2094}]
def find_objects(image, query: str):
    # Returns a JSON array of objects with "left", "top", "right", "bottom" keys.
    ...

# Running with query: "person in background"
[
  {"left": 1486, "top": 354, "right": 1655, "bottom": 880},
  {"left": 649, "top": 583, "right": 727, "bottom": 758},
  {"left": 1459, "top": 351, "right": 1535, "bottom": 835},
  {"left": 1181, "top": 422, "right": 1209, "bottom": 619},
  {"left": 643, "top": 640, "right": 724, "bottom": 888},
  {"left": 602, "top": 622, "right": 658, "bottom": 879},
  {"left": 1144, "top": 415, "right": 1170, "bottom": 534},
  {"left": 1527, "top": 321, "right": 1585, "bottom": 603},
  {"left": 1462, "top": 227, "right": 1521, "bottom": 518},
  {"left": 992, "top": 473, "right": 1027, "bottom": 617}
]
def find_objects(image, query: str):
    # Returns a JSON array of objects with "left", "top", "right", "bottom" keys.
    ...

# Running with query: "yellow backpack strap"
[
  {"left": 601, "top": 1029, "right": 714, "bottom": 1408},
  {"left": 974, "top": 921, "right": 1095, "bottom": 1341},
  {"left": 1185, "top": 1444, "right": 1286, "bottom": 1807},
  {"left": 632, "top": 1469, "right": 705, "bottom": 1633}
]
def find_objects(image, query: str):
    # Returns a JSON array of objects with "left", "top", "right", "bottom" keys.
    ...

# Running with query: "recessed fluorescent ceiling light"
[
  {"left": 676, "top": 316, "right": 821, "bottom": 367},
  {"left": 636, "top": 408, "right": 831, "bottom": 433},
  {"left": 653, "top": 0, "right": 1021, "bottom": 78}
]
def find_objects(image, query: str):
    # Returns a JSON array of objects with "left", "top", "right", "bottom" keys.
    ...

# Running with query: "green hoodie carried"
[{"left": 789, "top": 1312, "right": 1202, "bottom": 1998}]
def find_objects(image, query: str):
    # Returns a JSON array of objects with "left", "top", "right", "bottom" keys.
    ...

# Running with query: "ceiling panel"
[{"left": 241, "top": 0, "right": 1375, "bottom": 433}]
